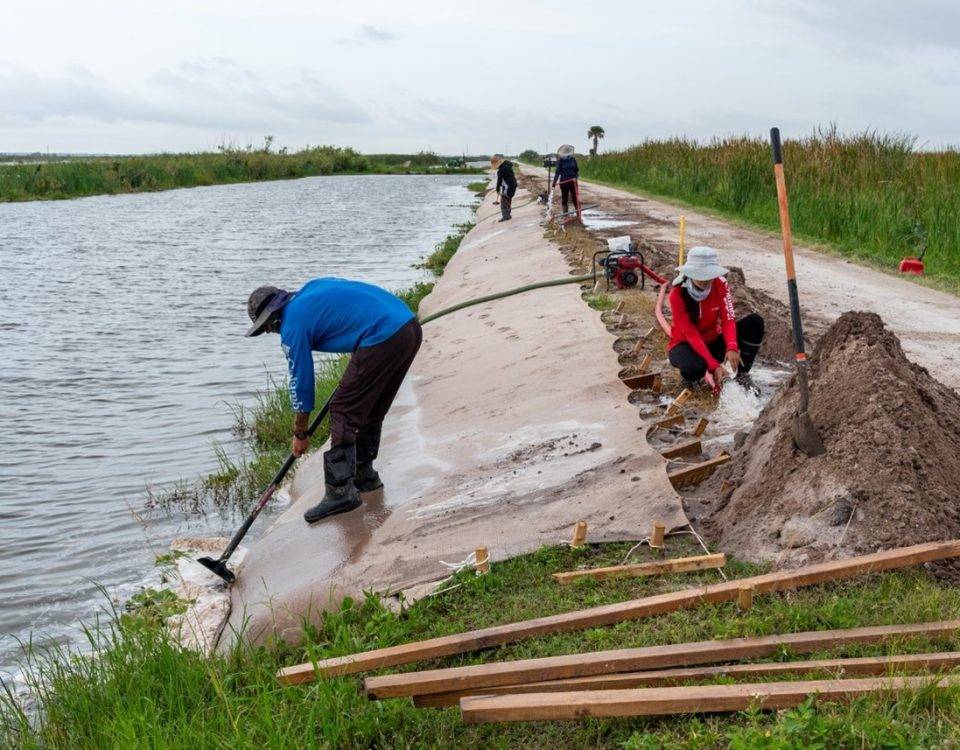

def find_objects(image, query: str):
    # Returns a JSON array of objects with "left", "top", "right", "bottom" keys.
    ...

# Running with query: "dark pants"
[
  {"left": 500, "top": 192, "right": 513, "bottom": 220},
  {"left": 560, "top": 181, "right": 578, "bottom": 213},
  {"left": 330, "top": 319, "right": 423, "bottom": 458},
  {"left": 668, "top": 314, "right": 764, "bottom": 382}
]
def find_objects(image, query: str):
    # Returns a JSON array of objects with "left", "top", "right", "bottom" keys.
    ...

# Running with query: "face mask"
[{"left": 684, "top": 277, "right": 712, "bottom": 302}]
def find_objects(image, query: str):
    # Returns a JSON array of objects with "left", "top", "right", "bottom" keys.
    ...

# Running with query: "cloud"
[
  {"left": 0, "top": 60, "right": 371, "bottom": 133},
  {"left": 359, "top": 25, "right": 396, "bottom": 42}
]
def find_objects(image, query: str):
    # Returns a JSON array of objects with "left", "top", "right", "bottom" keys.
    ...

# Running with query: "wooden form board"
[
  {"left": 622, "top": 372, "right": 660, "bottom": 390},
  {"left": 650, "top": 414, "right": 684, "bottom": 431},
  {"left": 363, "top": 619, "right": 960, "bottom": 699},
  {"left": 414, "top": 651, "right": 960, "bottom": 707},
  {"left": 275, "top": 540, "right": 960, "bottom": 685},
  {"left": 692, "top": 417, "right": 709, "bottom": 437},
  {"left": 459, "top": 675, "right": 960, "bottom": 723},
  {"left": 668, "top": 453, "right": 730, "bottom": 489},
  {"left": 552, "top": 553, "right": 725, "bottom": 585},
  {"left": 659, "top": 438, "right": 703, "bottom": 460}
]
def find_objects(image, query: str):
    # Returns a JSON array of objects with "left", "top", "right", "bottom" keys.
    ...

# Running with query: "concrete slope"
[
  {"left": 224, "top": 186, "right": 686, "bottom": 648},
  {"left": 530, "top": 166, "right": 960, "bottom": 391}
]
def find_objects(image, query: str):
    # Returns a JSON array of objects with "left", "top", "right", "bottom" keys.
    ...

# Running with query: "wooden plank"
[
  {"left": 414, "top": 651, "right": 960, "bottom": 707},
  {"left": 460, "top": 675, "right": 960, "bottom": 723},
  {"left": 668, "top": 453, "right": 730, "bottom": 489},
  {"left": 737, "top": 585, "right": 754, "bottom": 611},
  {"left": 276, "top": 540, "right": 960, "bottom": 685},
  {"left": 666, "top": 389, "right": 693, "bottom": 416},
  {"left": 637, "top": 353, "right": 652, "bottom": 374},
  {"left": 650, "top": 414, "right": 684, "bottom": 431},
  {"left": 552, "top": 553, "right": 725, "bottom": 585},
  {"left": 650, "top": 523, "right": 666, "bottom": 549},
  {"left": 363, "top": 619, "right": 960, "bottom": 699},
  {"left": 659, "top": 438, "right": 702, "bottom": 460},
  {"left": 622, "top": 372, "right": 660, "bottom": 390},
  {"left": 475, "top": 547, "right": 490, "bottom": 575},
  {"left": 692, "top": 417, "right": 709, "bottom": 437}
]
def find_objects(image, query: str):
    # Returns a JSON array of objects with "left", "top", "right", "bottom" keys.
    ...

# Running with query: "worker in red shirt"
[{"left": 667, "top": 246, "right": 764, "bottom": 388}]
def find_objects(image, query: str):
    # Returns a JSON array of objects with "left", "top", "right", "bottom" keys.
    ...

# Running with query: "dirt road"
[{"left": 528, "top": 166, "right": 960, "bottom": 391}]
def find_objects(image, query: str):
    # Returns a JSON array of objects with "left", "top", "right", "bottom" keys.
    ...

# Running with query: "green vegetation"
[
  {"left": 586, "top": 293, "right": 616, "bottom": 311},
  {"left": 466, "top": 180, "right": 489, "bottom": 195},
  {"left": 518, "top": 149, "right": 541, "bottom": 163},
  {"left": 419, "top": 222, "right": 475, "bottom": 275},
  {"left": 0, "top": 146, "right": 482, "bottom": 202},
  {"left": 587, "top": 125, "right": 606, "bottom": 156},
  {"left": 579, "top": 128, "right": 960, "bottom": 284},
  {"left": 6, "top": 536, "right": 960, "bottom": 748}
]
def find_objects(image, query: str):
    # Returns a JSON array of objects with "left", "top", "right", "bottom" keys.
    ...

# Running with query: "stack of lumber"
[{"left": 276, "top": 540, "right": 960, "bottom": 724}]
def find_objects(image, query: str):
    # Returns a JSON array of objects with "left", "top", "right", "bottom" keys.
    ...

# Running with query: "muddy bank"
[
  {"left": 688, "top": 312, "right": 960, "bottom": 571},
  {"left": 222, "top": 179, "right": 685, "bottom": 648}
]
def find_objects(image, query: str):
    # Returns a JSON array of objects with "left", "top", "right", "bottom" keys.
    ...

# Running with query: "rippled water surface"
[{"left": 0, "top": 174, "right": 478, "bottom": 676}]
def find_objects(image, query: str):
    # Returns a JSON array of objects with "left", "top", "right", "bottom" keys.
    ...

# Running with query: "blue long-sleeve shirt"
[
  {"left": 552, "top": 155, "right": 579, "bottom": 185},
  {"left": 279, "top": 278, "right": 415, "bottom": 412}
]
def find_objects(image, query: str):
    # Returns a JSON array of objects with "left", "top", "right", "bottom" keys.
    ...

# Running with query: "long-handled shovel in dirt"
[
  {"left": 197, "top": 389, "right": 337, "bottom": 584},
  {"left": 770, "top": 127, "right": 825, "bottom": 457}
]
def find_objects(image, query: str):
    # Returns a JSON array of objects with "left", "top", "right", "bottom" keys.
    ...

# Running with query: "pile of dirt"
[{"left": 695, "top": 311, "right": 960, "bottom": 570}]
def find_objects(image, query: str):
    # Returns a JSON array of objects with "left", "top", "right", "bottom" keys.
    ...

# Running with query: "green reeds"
[
  {"left": 580, "top": 128, "right": 960, "bottom": 284},
  {"left": 0, "top": 147, "right": 482, "bottom": 202}
]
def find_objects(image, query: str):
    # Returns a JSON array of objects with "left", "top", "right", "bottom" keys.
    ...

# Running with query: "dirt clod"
[{"left": 695, "top": 311, "right": 960, "bottom": 572}]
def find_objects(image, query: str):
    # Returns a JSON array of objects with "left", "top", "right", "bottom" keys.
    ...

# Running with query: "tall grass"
[
  {"left": 580, "top": 128, "right": 960, "bottom": 283},
  {"left": 0, "top": 146, "right": 482, "bottom": 202},
  {"left": 6, "top": 543, "right": 960, "bottom": 748}
]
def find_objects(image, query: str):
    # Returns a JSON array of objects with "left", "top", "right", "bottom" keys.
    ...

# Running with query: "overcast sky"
[{"left": 3, "top": 0, "right": 959, "bottom": 154}]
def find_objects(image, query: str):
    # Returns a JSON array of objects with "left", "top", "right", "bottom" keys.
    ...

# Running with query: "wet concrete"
[{"left": 223, "top": 183, "right": 687, "bottom": 648}]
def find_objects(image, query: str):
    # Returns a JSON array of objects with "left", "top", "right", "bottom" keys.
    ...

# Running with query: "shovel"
[
  {"left": 197, "top": 389, "right": 337, "bottom": 584},
  {"left": 769, "top": 127, "right": 825, "bottom": 457}
]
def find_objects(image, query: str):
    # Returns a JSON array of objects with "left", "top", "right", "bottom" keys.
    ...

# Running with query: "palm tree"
[{"left": 587, "top": 126, "right": 605, "bottom": 155}]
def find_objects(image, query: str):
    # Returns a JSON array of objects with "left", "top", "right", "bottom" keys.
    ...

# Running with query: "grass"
[
  {"left": 418, "top": 222, "right": 475, "bottom": 276},
  {"left": 5, "top": 538, "right": 960, "bottom": 748},
  {"left": 579, "top": 128, "right": 960, "bottom": 285},
  {"left": 0, "top": 146, "right": 483, "bottom": 202},
  {"left": 466, "top": 180, "right": 489, "bottom": 195}
]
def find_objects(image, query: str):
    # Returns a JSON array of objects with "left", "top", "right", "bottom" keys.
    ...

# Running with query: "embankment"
[{"left": 224, "top": 178, "right": 686, "bottom": 647}]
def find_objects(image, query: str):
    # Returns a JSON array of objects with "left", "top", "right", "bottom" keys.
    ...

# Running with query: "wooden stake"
[
  {"left": 693, "top": 417, "right": 709, "bottom": 437},
  {"left": 650, "top": 523, "right": 666, "bottom": 549},
  {"left": 737, "top": 585, "right": 754, "bottom": 611},
  {"left": 667, "top": 453, "right": 730, "bottom": 489},
  {"left": 553, "top": 553, "right": 725, "bottom": 585},
  {"left": 570, "top": 521, "right": 588, "bottom": 549},
  {"left": 650, "top": 414, "right": 684, "bottom": 431},
  {"left": 642, "top": 325, "right": 656, "bottom": 339},
  {"left": 666, "top": 389, "right": 692, "bottom": 416},
  {"left": 277, "top": 541, "right": 960, "bottom": 684},
  {"left": 659, "top": 438, "right": 702, "bottom": 460},
  {"left": 475, "top": 547, "right": 490, "bottom": 575},
  {"left": 637, "top": 353, "right": 652, "bottom": 374},
  {"left": 614, "top": 300, "right": 625, "bottom": 313},
  {"left": 460, "top": 675, "right": 960, "bottom": 723},
  {"left": 630, "top": 339, "right": 644, "bottom": 356},
  {"left": 617, "top": 314, "right": 627, "bottom": 328},
  {"left": 364, "top": 618, "right": 960, "bottom": 699},
  {"left": 415, "top": 651, "right": 960, "bottom": 708}
]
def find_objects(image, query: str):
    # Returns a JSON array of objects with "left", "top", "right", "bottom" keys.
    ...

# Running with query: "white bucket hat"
[{"left": 672, "top": 245, "right": 729, "bottom": 285}]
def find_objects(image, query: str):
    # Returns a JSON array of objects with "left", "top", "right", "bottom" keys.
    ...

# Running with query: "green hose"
[{"left": 419, "top": 273, "right": 594, "bottom": 325}]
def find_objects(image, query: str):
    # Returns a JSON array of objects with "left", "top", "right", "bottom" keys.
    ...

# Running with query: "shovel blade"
[
  {"left": 793, "top": 410, "right": 825, "bottom": 457},
  {"left": 197, "top": 556, "right": 236, "bottom": 585}
]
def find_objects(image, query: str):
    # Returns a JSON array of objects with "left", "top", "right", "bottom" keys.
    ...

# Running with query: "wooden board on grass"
[
  {"left": 459, "top": 675, "right": 960, "bottom": 723},
  {"left": 275, "top": 540, "right": 960, "bottom": 685},
  {"left": 552, "top": 553, "right": 725, "bottom": 585},
  {"left": 622, "top": 372, "right": 660, "bottom": 390},
  {"left": 363, "top": 619, "right": 960, "bottom": 699},
  {"left": 415, "top": 651, "right": 960, "bottom": 707}
]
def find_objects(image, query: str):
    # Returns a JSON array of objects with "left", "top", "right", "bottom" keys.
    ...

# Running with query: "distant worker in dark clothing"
[
  {"left": 245, "top": 278, "right": 422, "bottom": 524},
  {"left": 495, "top": 159, "right": 517, "bottom": 221},
  {"left": 552, "top": 147, "right": 580, "bottom": 214}
]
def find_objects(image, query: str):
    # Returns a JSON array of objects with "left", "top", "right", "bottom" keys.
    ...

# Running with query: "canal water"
[{"left": 0, "top": 173, "right": 479, "bottom": 678}]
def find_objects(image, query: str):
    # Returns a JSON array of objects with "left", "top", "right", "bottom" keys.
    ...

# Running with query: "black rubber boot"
[
  {"left": 303, "top": 445, "right": 361, "bottom": 524},
  {"left": 355, "top": 427, "right": 384, "bottom": 493}
]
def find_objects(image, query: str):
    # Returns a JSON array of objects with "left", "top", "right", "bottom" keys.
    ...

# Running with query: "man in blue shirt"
[{"left": 246, "top": 278, "right": 422, "bottom": 523}]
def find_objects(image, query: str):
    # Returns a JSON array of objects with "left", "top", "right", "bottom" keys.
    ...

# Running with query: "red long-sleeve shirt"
[{"left": 667, "top": 278, "right": 738, "bottom": 371}]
